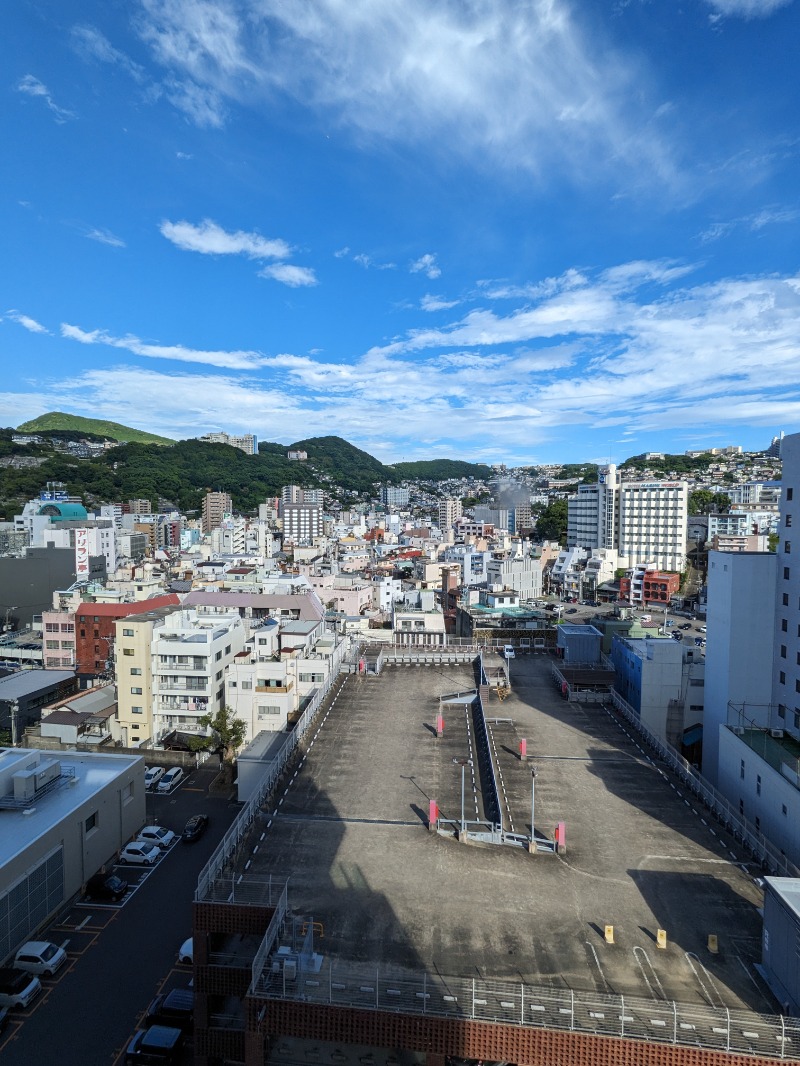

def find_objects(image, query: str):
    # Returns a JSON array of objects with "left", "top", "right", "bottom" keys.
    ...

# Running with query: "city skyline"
[{"left": 2, "top": 0, "right": 800, "bottom": 465}]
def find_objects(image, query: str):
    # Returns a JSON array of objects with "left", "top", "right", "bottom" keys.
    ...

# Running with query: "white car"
[
  {"left": 13, "top": 940, "right": 67, "bottom": 977},
  {"left": 144, "top": 766, "right": 164, "bottom": 789},
  {"left": 503, "top": 645, "right": 515, "bottom": 658},
  {"left": 137, "top": 825, "right": 177, "bottom": 849},
  {"left": 178, "top": 937, "right": 193, "bottom": 964},
  {"left": 118, "top": 841, "right": 160, "bottom": 865},
  {"left": 157, "top": 766, "right": 185, "bottom": 793}
]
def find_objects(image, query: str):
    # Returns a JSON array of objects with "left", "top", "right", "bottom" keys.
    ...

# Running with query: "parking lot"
[{"left": 0, "top": 763, "right": 240, "bottom": 1066}]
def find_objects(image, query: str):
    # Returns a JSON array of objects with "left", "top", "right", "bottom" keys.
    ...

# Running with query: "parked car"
[
  {"left": 157, "top": 767, "right": 185, "bottom": 793},
  {"left": 125, "top": 1024, "right": 184, "bottom": 1064},
  {"left": 119, "top": 841, "right": 160, "bottom": 865},
  {"left": 85, "top": 872, "right": 128, "bottom": 902},
  {"left": 177, "top": 938, "right": 193, "bottom": 964},
  {"left": 137, "top": 825, "right": 177, "bottom": 849},
  {"left": 13, "top": 940, "right": 67, "bottom": 977},
  {"left": 144, "top": 766, "right": 164, "bottom": 790},
  {"left": 565, "top": 607, "right": 578, "bottom": 614},
  {"left": 671, "top": 631, "right": 683, "bottom": 641},
  {"left": 182, "top": 814, "right": 209, "bottom": 843},
  {"left": 502, "top": 645, "right": 515, "bottom": 658},
  {"left": 694, "top": 636, "right": 704, "bottom": 646},
  {"left": 0, "top": 968, "right": 42, "bottom": 1008},
  {"left": 665, "top": 619, "right": 674, "bottom": 627},
  {"left": 145, "top": 988, "right": 194, "bottom": 1031},
  {"left": 680, "top": 623, "right": 692, "bottom": 630}
]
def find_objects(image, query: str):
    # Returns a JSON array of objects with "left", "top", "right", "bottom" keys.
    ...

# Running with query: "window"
[
  {"left": 45, "top": 640, "right": 59, "bottom": 650},
  {"left": 783, "top": 804, "right": 788, "bottom": 817},
  {"left": 783, "top": 619, "right": 788, "bottom": 632},
  {"left": 257, "top": 705, "right": 281, "bottom": 718},
  {"left": 130, "top": 667, "right": 142, "bottom": 675},
  {"left": 740, "top": 759, "right": 745, "bottom": 780},
  {"left": 122, "top": 781, "right": 134, "bottom": 804},
  {"left": 241, "top": 680, "right": 252, "bottom": 690},
  {"left": 215, "top": 650, "right": 222, "bottom": 661},
  {"left": 787, "top": 515, "right": 793, "bottom": 528},
  {"left": 784, "top": 567, "right": 791, "bottom": 580},
  {"left": 123, "top": 628, "right": 134, "bottom": 637},
  {"left": 795, "top": 712, "right": 800, "bottom": 731},
  {"left": 786, "top": 542, "right": 792, "bottom": 554},
  {"left": 225, "top": 644, "right": 231, "bottom": 655},
  {"left": 122, "top": 648, "right": 134, "bottom": 657},
  {"left": 784, "top": 594, "right": 790, "bottom": 606},
  {"left": 788, "top": 488, "right": 794, "bottom": 501},
  {"left": 131, "top": 686, "right": 143, "bottom": 695},
  {"left": 779, "top": 704, "right": 786, "bottom": 719},
  {"left": 299, "top": 672, "right": 325, "bottom": 683},
  {"left": 94, "top": 616, "right": 100, "bottom": 623},
  {"left": 85, "top": 812, "right": 98, "bottom": 832},
  {"left": 781, "top": 645, "right": 787, "bottom": 659},
  {"left": 689, "top": 678, "right": 704, "bottom": 687},
  {"left": 757, "top": 775, "right": 762, "bottom": 796},
  {"left": 228, "top": 680, "right": 237, "bottom": 688},
  {"left": 216, "top": 670, "right": 222, "bottom": 681},
  {"left": 131, "top": 706, "right": 143, "bottom": 714},
  {"left": 780, "top": 671, "right": 786, "bottom": 685}
]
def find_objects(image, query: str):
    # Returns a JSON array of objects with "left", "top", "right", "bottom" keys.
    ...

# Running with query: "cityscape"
[
  {"left": 0, "top": 418, "right": 799, "bottom": 1066},
  {"left": 4, "top": 0, "right": 800, "bottom": 1064}
]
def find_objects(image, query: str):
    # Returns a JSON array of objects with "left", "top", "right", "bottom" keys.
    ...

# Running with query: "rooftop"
[
  {"left": 732, "top": 726, "right": 800, "bottom": 780},
  {"left": 231, "top": 656, "right": 770, "bottom": 1014},
  {"left": 0, "top": 670, "right": 74, "bottom": 700}
]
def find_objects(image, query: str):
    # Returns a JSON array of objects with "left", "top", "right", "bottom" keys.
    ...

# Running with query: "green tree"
[
  {"left": 189, "top": 705, "right": 247, "bottom": 781},
  {"left": 689, "top": 490, "right": 731, "bottom": 515},
  {"left": 535, "top": 498, "right": 569, "bottom": 542}
]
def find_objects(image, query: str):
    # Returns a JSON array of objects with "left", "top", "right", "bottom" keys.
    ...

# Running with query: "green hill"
[
  {"left": 288, "top": 435, "right": 395, "bottom": 493},
  {"left": 17, "top": 412, "right": 173, "bottom": 446},
  {"left": 389, "top": 458, "right": 493, "bottom": 481}
]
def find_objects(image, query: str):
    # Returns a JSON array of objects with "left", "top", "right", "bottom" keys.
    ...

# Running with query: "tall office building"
[
  {"left": 202, "top": 491, "right": 232, "bottom": 534},
  {"left": 567, "top": 464, "right": 688, "bottom": 572},
  {"left": 380, "top": 485, "right": 410, "bottom": 507}
]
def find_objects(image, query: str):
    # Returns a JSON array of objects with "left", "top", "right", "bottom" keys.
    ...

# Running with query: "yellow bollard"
[
  {"left": 707, "top": 934, "right": 719, "bottom": 954},
  {"left": 656, "top": 929, "right": 667, "bottom": 949},
  {"left": 604, "top": 925, "right": 614, "bottom": 945}
]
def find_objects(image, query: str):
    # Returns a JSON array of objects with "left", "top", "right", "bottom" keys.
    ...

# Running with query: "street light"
[
  {"left": 530, "top": 764, "right": 539, "bottom": 844},
  {"left": 452, "top": 756, "right": 473, "bottom": 836},
  {"left": 2, "top": 606, "right": 18, "bottom": 633}
]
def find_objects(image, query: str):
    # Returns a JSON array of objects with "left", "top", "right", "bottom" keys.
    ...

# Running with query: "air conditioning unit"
[
  {"left": 732, "top": 726, "right": 745, "bottom": 736},
  {"left": 771, "top": 729, "right": 785, "bottom": 739}
]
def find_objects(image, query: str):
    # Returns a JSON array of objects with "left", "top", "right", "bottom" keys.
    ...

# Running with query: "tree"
[
  {"left": 688, "top": 490, "right": 731, "bottom": 515},
  {"left": 189, "top": 705, "right": 247, "bottom": 781},
  {"left": 535, "top": 498, "right": 569, "bottom": 543}
]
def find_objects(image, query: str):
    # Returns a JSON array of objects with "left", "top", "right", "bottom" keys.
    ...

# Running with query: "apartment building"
[
  {"left": 202, "top": 491, "right": 232, "bottom": 534},
  {"left": 438, "top": 497, "right": 463, "bottom": 532},
  {"left": 567, "top": 464, "right": 688, "bottom": 572},
  {"left": 380, "top": 485, "right": 409, "bottom": 507},
  {"left": 485, "top": 553, "right": 542, "bottom": 599},
  {"left": 198, "top": 431, "right": 257, "bottom": 454},
  {"left": 114, "top": 606, "right": 245, "bottom": 746}
]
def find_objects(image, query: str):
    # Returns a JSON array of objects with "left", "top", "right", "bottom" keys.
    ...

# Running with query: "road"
[{"left": 0, "top": 765, "right": 242, "bottom": 1066}]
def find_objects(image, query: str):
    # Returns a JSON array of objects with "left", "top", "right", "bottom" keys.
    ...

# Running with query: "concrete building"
[
  {"left": 281, "top": 502, "right": 322, "bottom": 545},
  {"left": 486, "top": 554, "right": 542, "bottom": 599},
  {"left": 380, "top": 485, "right": 409, "bottom": 508},
  {"left": 0, "top": 670, "right": 78, "bottom": 745},
  {"left": 0, "top": 747, "right": 144, "bottom": 961},
  {"left": 202, "top": 491, "right": 232, "bottom": 534},
  {"left": 0, "top": 545, "right": 107, "bottom": 632},
  {"left": 702, "top": 551, "right": 776, "bottom": 786},
  {"left": 199, "top": 431, "right": 257, "bottom": 454},
  {"left": 438, "top": 497, "right": 463, "bottom": 532},
  {"left": 567, "top": 464, "right": 688, "bottom": 572},
  {"left": 610, "top": 635, "right": 704, "bottom": 746}
]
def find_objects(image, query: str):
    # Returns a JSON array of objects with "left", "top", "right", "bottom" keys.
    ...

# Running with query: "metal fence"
[
  {"left": 250, "top": 961, "right": 800, "bottom": 1060},
  {"left": 195, "top": 640, "right": 350, "bottom": 903},
  {"left": 609, "top": 691, "right": 800, "bottom": 880}
]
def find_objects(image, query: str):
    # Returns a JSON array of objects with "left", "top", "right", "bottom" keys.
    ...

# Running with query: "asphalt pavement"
[{"left": 0, "top": 764, "right": 242, "bottom": 1066}]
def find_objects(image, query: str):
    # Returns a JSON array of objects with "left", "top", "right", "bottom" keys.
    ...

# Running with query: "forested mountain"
[
  {"left": 17, "top": 412, "right": 172, "bottom": 445},
  {"left": 389, "top": 458, "right": 492, "bottom": 480}
]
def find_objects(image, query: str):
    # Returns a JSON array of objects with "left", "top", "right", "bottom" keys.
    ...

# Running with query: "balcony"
[
  {"left": 158, "top": 657, "right": 207, "bottom": 672},
  {"left": 155, "top": 679, "right": 210, "bottom": 693},
  {"left": 255, "top": 681, "right": 294, "bottom": 694}
]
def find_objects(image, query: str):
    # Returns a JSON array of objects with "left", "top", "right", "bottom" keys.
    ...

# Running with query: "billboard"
[{"left": 75, "top": 528, "right": 90, "bottom": 577}]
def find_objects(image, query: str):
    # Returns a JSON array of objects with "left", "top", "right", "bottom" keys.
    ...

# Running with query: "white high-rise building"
[
  {"left": 438, "top": 498, "right": 463, "bottom": 532},
  {"left": 567, "top": 464, "right": 688, "bottom": 572}
]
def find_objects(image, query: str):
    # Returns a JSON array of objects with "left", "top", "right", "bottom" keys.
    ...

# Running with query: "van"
[{"left": 157, "top": 767, "right": 185, "bottom": 793}]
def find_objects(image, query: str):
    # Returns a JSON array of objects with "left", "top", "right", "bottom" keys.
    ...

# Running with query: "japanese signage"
[{"left": 75, "top": 528, "right": 90, "bottom": 577}]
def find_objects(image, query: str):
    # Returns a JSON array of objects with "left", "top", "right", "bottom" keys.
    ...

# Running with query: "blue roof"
[{"left": 38, "top": 502, "right": 88, "bottom": 521}]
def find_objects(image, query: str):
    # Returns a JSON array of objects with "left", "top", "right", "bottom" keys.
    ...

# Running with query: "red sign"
[{"left": 75, "top": 528, "right": 90, "bottom": 577}]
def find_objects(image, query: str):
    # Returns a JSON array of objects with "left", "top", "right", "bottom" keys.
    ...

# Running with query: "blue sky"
[{"left": 2, "top": 0, "right": 799, "bottom": 466}]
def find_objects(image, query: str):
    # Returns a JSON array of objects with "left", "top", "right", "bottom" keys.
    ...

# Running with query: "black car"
[
  {"left": 125, "top": 1025, "right": 184, "bottom": 1064},
  {"left": 182, "top": 814, "right": 209, "bottom": 843},
  {"left": 85, "top": 872, "right": 128, "bottom": 902},
  {"left": 680, "top": 623, "right": 692, "bottom": 630},
  {"left": 565, "top": 608, "right": 578, "bottom": 614},
  {"left": 145, "top": 988, "right": 194, "bottom": 1032}
]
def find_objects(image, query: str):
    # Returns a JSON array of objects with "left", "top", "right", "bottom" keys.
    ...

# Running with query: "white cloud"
[
  {"left": 87, "top": 227, "right": 126, "bottom": 248},
  {"left": 15, "top": 75, "right": 75, "bottom": 123},
  {"left": 410, "top": 253, "right": 441, "bottom": 280},
  {"left": 421, "top": 294, "right": 459, "bottom": 312},
  {"left": 176, "top": 151, "right": 193, "bottom": 160},
  {"left": 258, "top": 263, "right": 318, "bottom": 287},
  {"left": 705, "top": 0, "right": 793, "bottom": 18},
  {"left": 4, "top": 310, "right": 49, "bottom": 334},
  {"left": 160, "top": 218, "right": 291, "bottom": 259},
  {"left": 71, "top": 25, "right": 146, "bottom": 81},
  {"left": 700, "top": 205, "right": 799, "bottom": 242},
  {"left": 60, "top": 322, "right": 268, "bottom": 370},
  {"left": 133, "top": 0, "right": 676, "bottom": 184}
]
